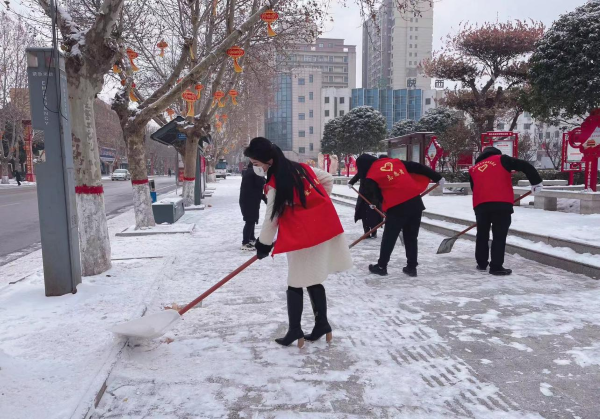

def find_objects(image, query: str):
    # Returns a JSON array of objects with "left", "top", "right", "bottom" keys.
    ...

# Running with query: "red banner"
[{"left": 22, "top": 120, "right": 35, "bottom": 182}]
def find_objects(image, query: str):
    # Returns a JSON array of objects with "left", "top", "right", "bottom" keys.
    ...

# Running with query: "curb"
[
  {"left": 67, "top": 256, "right": 179, "bottom": 419},
  {"left": 331, "top": 196, "right": 600, "bottom": 280}
]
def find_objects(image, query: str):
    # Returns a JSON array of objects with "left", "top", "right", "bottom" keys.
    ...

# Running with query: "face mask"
[{"left": 253, "top": 165, "right": 266, "bottom": 177}]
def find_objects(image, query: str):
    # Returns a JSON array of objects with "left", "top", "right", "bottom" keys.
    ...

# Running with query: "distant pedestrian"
[
  {"left": 239, "top": 161, "right": 266, "bottom": 250},
  {"left": 469, "top": 147, "right": 543, "bottom": 276},
  {"left": 168, "top": 168, "right": 172, "bottom": 177},
  {"left": 14, "top": 170, "right": 21, "bottom": 186}
]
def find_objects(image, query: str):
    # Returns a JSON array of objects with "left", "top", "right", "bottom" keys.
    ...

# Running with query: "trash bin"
[{"left": 149, "top": 179, "right": 157, "bottom": 203}]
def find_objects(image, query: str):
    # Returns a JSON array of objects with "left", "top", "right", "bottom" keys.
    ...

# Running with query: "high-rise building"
[
  {"left": 351, "top": 88, "right": 424, "bottom": 131},
  {"left": 362, "top": 0, "right": 433, "bottom": 90},
  {"left": 265, "top": 38, "right": 357, "bottom": 161}
]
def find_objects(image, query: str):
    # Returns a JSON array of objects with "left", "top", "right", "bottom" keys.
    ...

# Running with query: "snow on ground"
[
  {"left": 2, "top": 179, "right": 600, "bottom": 418},
  {"left": 0, "top": 179, "right": 36, "bottom": 188},
  {"left": 333, "top": 185, "right": 600, "bottom": 247}
]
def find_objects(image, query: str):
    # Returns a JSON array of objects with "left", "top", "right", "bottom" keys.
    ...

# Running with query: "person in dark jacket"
[
  {"left": 239, "top": 161, "right": 266, "bottom": 250},
  {"left": 469, "top": 147, "right": 543, "bottom": 276},
  {"left": 14, "top": 170, "right": 22, "bottom": 186},
  {"left": 354, "top": 183, "right": 383, "bottom": 239},
  {"left": 349, "top": 154, "right": 444, "bottom": 277}
]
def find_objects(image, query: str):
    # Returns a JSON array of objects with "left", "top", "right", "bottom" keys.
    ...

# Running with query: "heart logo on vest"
[
  {"left": 478, "top": 163, "right": 489, "bottom": 172},
  {"left": 380, "top": 162, "right": 394, "bottom": 172}
]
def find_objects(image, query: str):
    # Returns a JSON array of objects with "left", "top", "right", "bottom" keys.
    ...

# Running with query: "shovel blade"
[
  {"left": 111, "top": 309, "right": 181, "bottom": 339},
  {"left": 437, "top": 236, "right": 458, "bottom": 254}
]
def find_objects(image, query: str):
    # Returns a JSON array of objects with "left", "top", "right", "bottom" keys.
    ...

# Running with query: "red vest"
[
  {"left": 469, "top": 154, "right": 514, "bottom": 208},
  {"left": 366, "top": 158, "right": 430, "bottom": 211},
  {"left": 266, "top": 164, "right": 344, "bottom": 255}
]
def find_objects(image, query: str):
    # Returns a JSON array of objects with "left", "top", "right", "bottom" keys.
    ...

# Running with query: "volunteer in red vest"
[
  {"left": 244, "top": 137, "right": 352, "bottom": 348},
  {"left": 469, "top": 147, "right": 543, "bottom": 275},
  {"left": 349, "top": 154, "right": 443, "bottom": 277}
]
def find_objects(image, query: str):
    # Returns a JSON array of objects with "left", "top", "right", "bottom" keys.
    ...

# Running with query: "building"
[
  {"left": 321, "top": 87, "right": 351, "bottom": 133},
  {"left": 265, "top": 38, "right": 357, "bottom": 161},
  {"left": 362, "top": 0, "right": 434, "bottom": 90},
  {"left": 350, "top": 88, "right": 425, "bottom": 131}
]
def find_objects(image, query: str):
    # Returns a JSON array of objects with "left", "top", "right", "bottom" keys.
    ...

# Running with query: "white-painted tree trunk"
[
  {"left": 132, "top": 183, "right": 155, "bottom": 228},
  {"left": 182, "top": 180, "right": 195, "bottom": 206},
  {"left": 1, "top": 160, "right": 9, "bottom": 184},
  {"left": 125, "top": 129, "right": 155, "bottom": 229},
  {"left": 68, "top": 79, "right": 112, "bottom": 276}
]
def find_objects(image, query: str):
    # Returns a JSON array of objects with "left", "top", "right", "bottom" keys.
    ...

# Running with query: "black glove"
[{"left": 255, "top": 240, "right": 273, "bottom": 260}]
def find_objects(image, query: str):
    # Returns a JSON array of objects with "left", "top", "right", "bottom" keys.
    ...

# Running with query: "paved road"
[{"left": 0, "top": 176, "right": 177, "bottom": 265}]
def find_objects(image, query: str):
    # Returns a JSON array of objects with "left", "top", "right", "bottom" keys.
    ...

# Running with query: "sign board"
[
  {"left": 571, "top": 111, "right": 600, "bottom": 191},
  {"left": 425, "top": 136, "right": 443, "bottom": 171},
  {"left": 481, "top": 131, "right": 519, "bottom": 158}
]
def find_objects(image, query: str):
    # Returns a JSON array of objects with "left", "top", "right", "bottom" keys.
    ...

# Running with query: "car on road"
[{"left": 111, "top": 169, "right": 131, "bottom": 181}]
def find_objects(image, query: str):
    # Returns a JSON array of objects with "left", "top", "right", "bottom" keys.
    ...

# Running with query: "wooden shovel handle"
[
  {"left": 454, "top": 191, "right": 532, "bottom": 238},
  {"left": 178, "top": 255, "right": 258, "bottom": 316},
  {"left": 349, "top": 220, "right": 386, "bottom": 248}
]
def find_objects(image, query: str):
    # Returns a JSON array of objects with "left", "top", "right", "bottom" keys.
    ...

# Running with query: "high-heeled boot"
[
  {"left": 304, "top": 284, "right": 332, "bottom": 343},
  {"left": 275, "top": 287, "right": 305, "bottom": 348}
]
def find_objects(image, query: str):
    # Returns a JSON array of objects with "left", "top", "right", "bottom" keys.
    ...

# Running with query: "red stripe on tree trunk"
[
  {"left": 131, "top": 179, "right": 149, "bottom": 185},
  {"left": 75, "top": 185, "right": 104, "bottom": 195},
  {"left": 183, "top": 177, "right": 195, "bottom": 181}
]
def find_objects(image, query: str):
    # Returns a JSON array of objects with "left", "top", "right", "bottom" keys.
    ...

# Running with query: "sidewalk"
[{"left": 2, "top": 179, "right": 600, "bottom": 418}]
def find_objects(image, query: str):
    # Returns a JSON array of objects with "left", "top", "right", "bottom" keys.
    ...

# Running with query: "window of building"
[
  {"left": 329, "top": 76, "right": 334, "bottom": 82},
  {"left": 524, "top": 123, "right": 531, "bottom": 130},
  {"left": 545, "top": 131, "right": 551, "bottom": 139},
  {"left": 410, "top": 35, "right": 413, "bottom": 40},
  {"left": 344, "top": 56, "right": 348, "bottom": 63},
  {"left": 325, "top": 110, "right": 330, "bottom": 117},
  {"left": 328, "top": 43, "right": 333, "bottom": 47},
  {"left": 409, "top": 52, "right": 413, "bottom": 57},
  {"left": 524, "top": 111, "right": 531, "bottom": 119},
  {"left": 298, "top": 96, "right": 305, "bottom": 103},
  {"left": 415, "top": 53, "right": 418, "bottom": 57},
  {"left": 415, "top": 27, "right": 418, "bottom": 31},
  {"left": 299, "top": 146, "right": 306, "bottom": 153},
  {"left": 318, "top": 43, "right": 323, "bottom": 47},
  {"left": 309, "top": 110, "right": 314, "bottom": 118},
  {"left": 299, "top": 113, "right": 305, "bottom": 120},
  {"left": 325, "top": 97, "right": 330, "bottom": 104},
  {"left": 298, "top": 78, "right": 305, "bottom": 85},
  {"left": 309, "top": 92, "right": 314, "bottom": 100},
  {"left": 409, "top": 44, "right": 412, "bottom": 48},
  {"left": 498, "top": 123, "right": 505, "bottom": 130},
  {"left": 339, "top": 110, "right": 345, "bottom": 116},
  {"left": 329, "top": 56, "right": 334, "bottom": 62},
  {"left": 310, "top": 143, "right": 314, "bottom": 151},
  {"left": 344, "top": 67, "right": 348, "bottom": 73},
  {"left": 415, "top": 36, "right": 418, "bottom": 40},
  {"left": 304, "top": 55, "right": 311, "bottom": 62},
  {"left": 340, "top": 97, "right": 345, "bottom": 104},
  {"left": 344, "top": 76, "right": 348, "bottom": 83},
  {"left": 299, "top": 131, "right": 306, "bottom": 138},
  {"left": 415, "top": 18, "right": 419, "bottom": 22},
  {"left": 309, "top": 74, "right": 313, "bottom": 83},
  {"left": 410, "top": 27, "right": 413, "bottom": 31},
  {"left": 555, "top": 131, "right": 560, "bottom": 138},
  {"left": 309, "top": 127, "right": 314, "bottom": 134},
  {"left": 410, "top": 18, "right": 413, "bottom": 22},
  {"left": 425, "top": 98, "right": 431, "bottom": 105}
]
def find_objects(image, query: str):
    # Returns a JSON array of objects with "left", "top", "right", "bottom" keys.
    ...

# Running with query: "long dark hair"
[{"left": 244, "top": 137, "right": 322, "bottom": 220}]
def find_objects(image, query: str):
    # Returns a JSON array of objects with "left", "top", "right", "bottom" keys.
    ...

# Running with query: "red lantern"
[
  {"left": 195, "top": 83, "right": 204, "bottom": 100},
  {"left": 129, "top": 82, "right": 138, "bottom": 102},
  {"left": 157, "top": 40, "right": 168, "bottom": 57},
  {"left": 166, "top": 108, "right": 175, "bottom": 119},
  {"left": 126, "top": 48, "right": 139, "bottom": 72},
  {"left": 112, "top": 64, "right": 121, "bottom": 73},
  {"left": 261, "top": 10, "right": 279, "bottom": 37},
  {"left": 182, "top": 89, "right": 198, "bottom": 117},
  {"left": 228, "top": 89, "right": 238, "bottom": 105},
  {"left": 226, "top": 46, "right": 245, "bottom": 73},
  {"left": 221, "top": 114, "right": 228, "bottom": 124},
  {"left": 212, "top": 91, "right": 226, "bottom": 108}
]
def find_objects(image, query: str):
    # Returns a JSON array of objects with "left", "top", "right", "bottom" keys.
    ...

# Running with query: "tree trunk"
[
  {"left": 68, "top": 78, "right": 112, "bottom": 276},
  {"left": 181, "top": 136, "right": 199, "bottom": 206},
  {"left": 125, "top": 128, "right": 155, "bottom": 229},
  {"left": 207, "top": 161, "right": 216, "bottom": 182},
  {"left": 1, "top": 159, "right": 9, "bottom": 184}
]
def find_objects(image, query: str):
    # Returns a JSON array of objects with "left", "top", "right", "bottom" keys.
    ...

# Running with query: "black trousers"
[
  {"left": 475, "top": 210, "right": 512, "bottom": 270},
  {"left": 378, "top": 211, "right": 422, "bottom": 268},
  {"left": 242, "top": 220, "right": 256, "bottom": 244}
]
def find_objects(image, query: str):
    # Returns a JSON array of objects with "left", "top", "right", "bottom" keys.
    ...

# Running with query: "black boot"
[
  {"left": 304, "top": 284, "right": 333, "bottom": 343},
  {"left": 402, "top": 266, "right": 417, "bottom": 277},
  {"left": 490, "top": 267, "right": 512, "bottom": 276},
  {"left": 275, "top": 288, "right": 305, "bottom": 348},
  {"left": 369, "top": 264, "right": 388, "bottom": 276}
]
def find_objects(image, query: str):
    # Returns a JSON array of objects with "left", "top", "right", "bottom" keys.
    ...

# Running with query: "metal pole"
[{"left": 174, "top": 148, "right": 178, "bottom": 195}]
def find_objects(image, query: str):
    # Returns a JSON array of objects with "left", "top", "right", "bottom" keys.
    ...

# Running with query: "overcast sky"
[{"left": 323, "top": 0, "right": 588, "bottom": 87}]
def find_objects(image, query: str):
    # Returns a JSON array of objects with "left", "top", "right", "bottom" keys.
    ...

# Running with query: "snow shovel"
[
  {"left": 111, "top": 256, "right": 258, "bottom": 339},
  {"left": 436, "top": 191, "right": 532, "bottom": 254}
]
